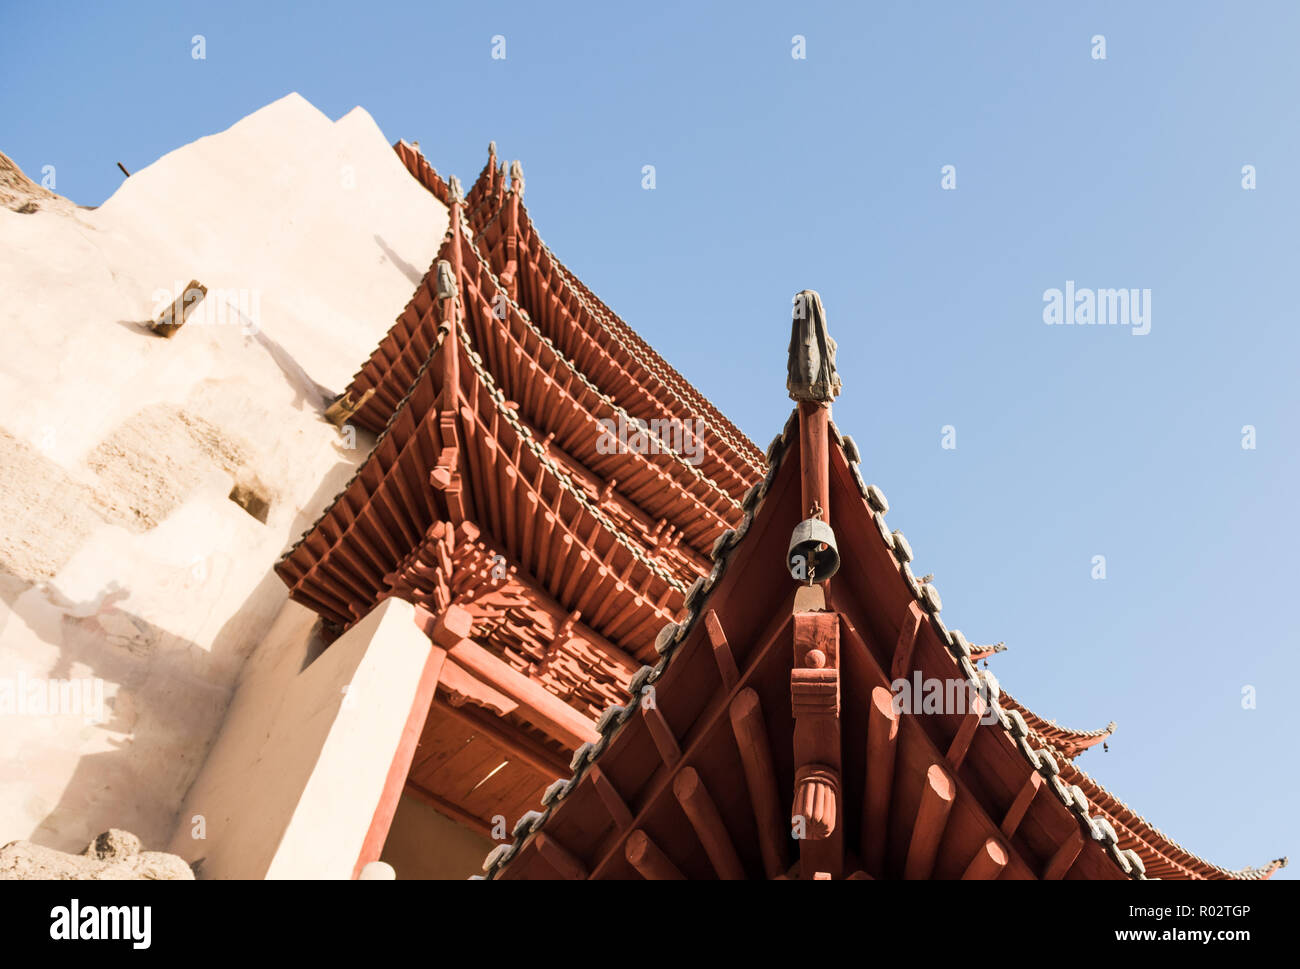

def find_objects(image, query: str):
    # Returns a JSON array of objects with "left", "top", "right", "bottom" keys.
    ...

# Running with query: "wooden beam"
[
  {"left": 672, "top": 767, "right": 745, "bottom": 880},
  {"left": 432, "top": 695, "right": 570, "bottom": 779},
  {"left": 625, "top": 830, "right": 685, "bottom": 880},
  {"left": 589, "top": 766, "right": 634, "bottom": 829},
  {"left": 961, "top": 836, "right": 1009, "bottom": 880},
  {"left": 862, "top": 685, "right": 899, "bottom": 877},
  {"left": 1000, "top": 771, "right": 1043, "bottom": 839},
  {"left": 424, "top": 602, "right": 473, "bottom": 648},
  {"left": 641, "top": 702, "right": 681, "bottom": 767},
  {"left": 403, "top": 781, "right": 493, "bottom": 839},
  {"left": 440, "top": 196, "right": 463, "bottom": 409},
  {"left": 1042, "top": 828, "right": 1085, "bottom": 881},
  {"left": 889, "top": 601, "right": 924, "bottom": 681},
  {"left": 945, "top": 694, "right": 985, "bottom": 770},
  {"left": 903, "top": 764, "right": 956, "bottom": 880},
  {"left": 147, "top": 280, "right": 207, "bottom": 338},
  {"left": 705, "top": 609, "right": 739, "bottom": 690},
  {"left": 797, "top": 401, "right": 831, "bottom": 526},
  {"left": 584, "top": 609, "right": 796, "bottom": 880},
  {"left": 444, "top": 535, "right": 639, "bottom": 672},
  {"left": 326, "top": 387, "right": 376, "bottom": 428},
  {"left": 831, "top": 599, "right": 1040, "bottom": 880},
  {"left": 447, "top": 639, "right": 599, "bottom": 748},
  {"left": 728, "top": 688, "right": 787, "bottom": 879},
  {"left": 534, "top": 832, "right": 589, "bottom": 880}
]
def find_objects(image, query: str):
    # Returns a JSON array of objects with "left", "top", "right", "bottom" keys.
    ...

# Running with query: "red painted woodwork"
[
  {"left": 482, "top": 357, "right": 1282, "bottom": 881},
  {"left": 276, "top": 141, "right": 1282, "bottom": 883}
]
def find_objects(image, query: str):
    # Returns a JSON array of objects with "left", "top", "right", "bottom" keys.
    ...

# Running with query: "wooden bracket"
[
  {"left": 791, "top": 610, "right": 843, "bottom": 878},
  {"left": 147, "top": 279, "right": 207, "bottom": 338}
]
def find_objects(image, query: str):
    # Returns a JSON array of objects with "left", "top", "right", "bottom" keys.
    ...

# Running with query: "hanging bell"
[{"left": 787, "top": 517, "right": 840, "bottom": 583}]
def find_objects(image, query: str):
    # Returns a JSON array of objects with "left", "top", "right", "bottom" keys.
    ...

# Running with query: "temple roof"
[
  {"left": 480, "top": 304, "right": 1283, "bottom": 881},
  {"left": 276, "top": 227, "right": 692, "bottom": 654},
  {"left": 271, "top": 141, "right": 1281, "bottom": 880},
  {"left": 999, "top": 693, "right": 1114, "bottom": 761},
  {"left": 393, "top": 141, "right": 765, "bottom": 491},
  {"left": 274, "top": 145, "right": 768, "bottom": 835},
  {"left": 968, "top": 641, "right": 1006, "bottom": 662}
]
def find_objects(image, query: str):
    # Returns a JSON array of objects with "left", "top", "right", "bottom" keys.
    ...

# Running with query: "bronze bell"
[{"left": 787, "top": 517, "right": 840, "bottom": 583}]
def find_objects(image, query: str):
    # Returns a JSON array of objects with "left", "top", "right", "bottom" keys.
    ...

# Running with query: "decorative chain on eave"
[
  {"left": 454, "top": 315, "right": 690, "bottom": 595},
  {"left": 461, "top": 207, "right": 766, "bottom": 481},
  {"left": 545, "top": 251, "right": 767, "bottom": 478},
  {"left": 456, "top": 213, "right": 743, "bottom": 514}
]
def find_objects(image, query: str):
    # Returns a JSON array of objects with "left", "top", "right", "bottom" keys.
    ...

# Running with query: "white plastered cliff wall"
[{"left": 0, "top": 93, "right": 448, "bottom": 854}]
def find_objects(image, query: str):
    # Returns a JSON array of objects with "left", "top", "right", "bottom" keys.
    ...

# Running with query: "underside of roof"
[
  {"left": 482, "top": 406, "right": 1284, "bottom": 881},
  {"left": 483, "top": 417, "right": 1106, "bottom": 878},
  {"left": 272, "top": 140, "right": 1282, "bottom": 881}
]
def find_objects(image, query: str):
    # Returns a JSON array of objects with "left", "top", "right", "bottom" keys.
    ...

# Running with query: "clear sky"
[{"left": 3, "top": 1, "right": 1296, "bottom": 877}]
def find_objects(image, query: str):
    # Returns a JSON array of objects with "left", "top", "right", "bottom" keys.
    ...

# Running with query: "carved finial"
[
  {"left": 448, "top": 174, "right": 464, "bottom": 205},
  {"left": 488, "top": 140, "right": 497, "bottom": 160},
  {"left": 435, "top": 259, "right": 457, "bottom": 300},
  {"left": 786, "top": 290, "right": 842, "bottom": 404},
  {"left": 510, "top": 160, "right": 525, "bottom": 198}
]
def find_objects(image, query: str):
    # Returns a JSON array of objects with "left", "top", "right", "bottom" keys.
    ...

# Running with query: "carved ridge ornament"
[
  {"left": 786, "top": 289, "right": 842, "bottom": 404},
  {"left": 790, "top": 611, "right": 844, "bottom": 873},
  {"left": 435, "top": 259, "right": 457, "bottom": 300}
]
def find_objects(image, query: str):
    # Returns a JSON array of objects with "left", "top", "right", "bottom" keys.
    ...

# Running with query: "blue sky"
[{"left": 3, "top": 1, "right": 1296, "bottom": 877}]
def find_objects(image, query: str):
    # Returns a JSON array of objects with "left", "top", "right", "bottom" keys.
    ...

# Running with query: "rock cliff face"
[
  {"left": 0, "top": 148, "right": 78, "bottom": 216},
  {"left": 0, "top": 93, "right": 448, "bottom": 856},
  {"left": 0, "top": 828, "right": 194, "bottom": 879}
]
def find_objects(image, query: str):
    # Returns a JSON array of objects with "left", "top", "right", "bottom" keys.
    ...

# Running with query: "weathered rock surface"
[
  {"left": 0, "top": 828, "right": 194, "bottom": 879},
  {"left": 0, "top": 92, "right": 448, "bottom": 854}
]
